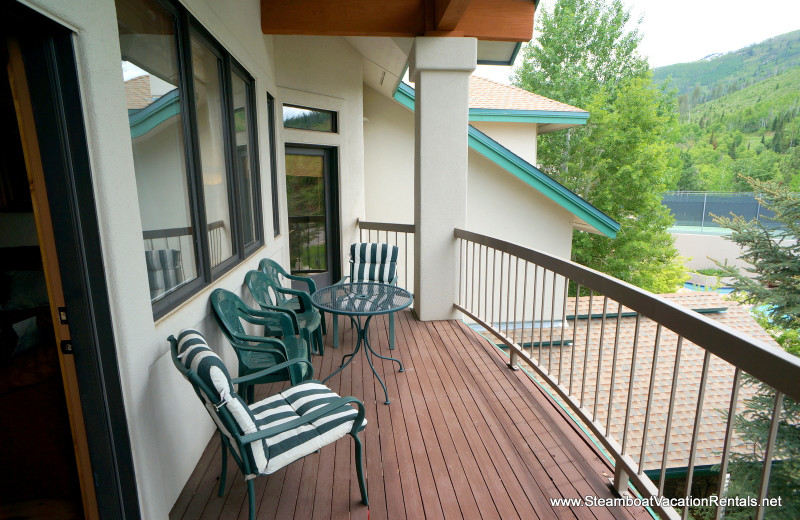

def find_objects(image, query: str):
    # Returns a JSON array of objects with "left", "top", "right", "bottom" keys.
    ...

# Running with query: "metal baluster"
[
  {"left": 538, "top": 269, "right": 548, "bottom": 364},
  {"left": 505, "top": 253, "right": 512, "bottom": 338},
  {"left": 754, "top": 391, "right": 784, "bottom": 520},
  {"left": 498, "top": 252, "right": 505, "bottom": 334},
  {"left": 471, "top": 241, "right": 477, "bottom": 312},
  {"left": 622, "top": 314, "right": 641, "bottom": 456},
  {"left": 558, "top": 277, "right": 569, "bottom": 386},
  {"left": 491, "top": 249, "right": 497, "bottom": 330},
  {"left": 569, "top": 284, "right": 581, "bottom": 395},
  {"left": 477, "top": 244, "right": 483, "bottom": 318},
  {"left": 659, "top": 337, "right": 684, "bottom": 496},
  {"left": 682, "top": 351, "right": 712, "bottom": 519},
  {"left": 530, "top": 265, "right": 539, "bottom": 359},
  {"left": 714, "top": 368, "right": 742, "bottom": 520},
  {"left": 593, "top": 296, "right": 609, "bottom": 421},
  {"left": 458, "top": 238, "right": 467, "bottom": 307},
  {"left": 404, "top": 232, "right": 409, "bottom": 291},
  {"left": 548, "top": 272, "right": 557, "bottom": 374},
  {"left": 580, "top": 291, "right": 595, "bottom": 408},
  {"left": 513, "top": 258, "right": 520, "bottom": 344},
  {"left": 520, "top": 263, "right": 528, "bottom": 356},
  {"left": 606, "top": 301, "right": 624, "bottom": 436},
  {"left": 484, "top": 246, "right": 489, "bottom": 323},
  {"left": 639, "top": 324, "right": 662, "bottom": 471},
  {"left": 359, "top": 227, "right": 363, "bottom": 242}
]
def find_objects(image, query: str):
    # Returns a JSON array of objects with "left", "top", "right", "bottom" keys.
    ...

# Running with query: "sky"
[{"left": 475, "top": 0, "right": 800, "bottom": 84}]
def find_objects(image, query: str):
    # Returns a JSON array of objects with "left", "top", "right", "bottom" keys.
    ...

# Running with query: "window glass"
[
  {"left": 117, "top": 0, "right": 199, "bottom": 301},
  {"left": 285, "top": 153, "right": 327, "bottom": 272},
  {"left": 191, "top": 35, "right": 235, "bottom": 268},
  {"left": 283, "top": 104, "right": 337, "bottom": 132},
  {"left": 231, "top": 72, "right": 256, "bottom": 247}
]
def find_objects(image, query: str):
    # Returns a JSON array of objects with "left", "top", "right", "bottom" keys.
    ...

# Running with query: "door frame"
[
  {"left": 5, "top": 4, "right": 140, "bottom": 519},
  {"left": 285, "top": 144, "right": 341, "bottom": 283}
]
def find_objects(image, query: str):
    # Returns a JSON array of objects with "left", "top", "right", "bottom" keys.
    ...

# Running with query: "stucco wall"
[
  {"left": 470, "top": 120, "right": 538, "bottom": 166},
  {"left": 273, "top": 35, "right": 366, "bottom": 275},
  {"left": 363, "top": 86, "right": 574, "bottom": 321},
  {"left": 18, "top": 0, "right": 290, "bottom": 518}
]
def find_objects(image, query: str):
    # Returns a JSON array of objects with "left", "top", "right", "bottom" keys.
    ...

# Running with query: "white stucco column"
[{"left": 410, "top": 37, "right": 476, "bottom": 320}]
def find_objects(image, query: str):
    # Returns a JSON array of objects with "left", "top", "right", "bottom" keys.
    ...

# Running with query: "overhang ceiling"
[{"left": 261, "top": 0, "right": 536, "bottom": 42}]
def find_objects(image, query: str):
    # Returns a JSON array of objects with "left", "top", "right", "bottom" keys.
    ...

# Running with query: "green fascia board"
[
  {"left": 392, "top": 83, "right": 619, "bottom": 238},
  {"left": 469, "top": 108, "right": 588, "bottom": 125},
  {"left": 128, "top": 89, "right": 180, "bottom": 139}
]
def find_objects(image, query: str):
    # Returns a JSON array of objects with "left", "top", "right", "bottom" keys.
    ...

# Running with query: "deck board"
[{"left": 170, "top": 311, "right": 651, "bottom": 520}]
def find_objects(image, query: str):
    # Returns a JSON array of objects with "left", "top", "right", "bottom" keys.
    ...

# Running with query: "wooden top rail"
[
  {"left": 357, "top": 220, "right": 415, "bottom": 234},
  {"left": 455, "top": 228, "right": 800, "bottom": 402}
]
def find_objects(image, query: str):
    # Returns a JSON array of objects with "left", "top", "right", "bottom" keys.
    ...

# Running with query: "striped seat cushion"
[
  {"left": 350, "top": 242, "right": 398, "bottom": 283},
  {"left": 249, "top": 381, "right": 367, "bottom": 475},
  {"left": 145, "top": 249, "right": 183, "bottom": 299},
  {"left": 175, "top": 329, "right": 267, "bottom": 477}
]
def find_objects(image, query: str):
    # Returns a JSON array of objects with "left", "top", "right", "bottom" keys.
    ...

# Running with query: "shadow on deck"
[{"left": 170, "top": 310, "right": 651, "bottom": 520}]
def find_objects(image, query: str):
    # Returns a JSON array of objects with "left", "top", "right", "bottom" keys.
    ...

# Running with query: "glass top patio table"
[{"left": 311, "top": 282, "right": 413, "bottom": 404}]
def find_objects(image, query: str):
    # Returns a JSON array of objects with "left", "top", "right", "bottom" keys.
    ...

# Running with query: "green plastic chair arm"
[
  {"left": 273, "top": 286, "right": 313, "bottom": 314},
  {"left": 247, "top": 302, "right": 300, "bottom": 332},
  {"left": 282, "top": 272, "right": 317, "bottom": 293},
  {"left": 236, "top": 309, "right": 297, "bottom": 336},
  {"left": 232, "top": 358, "right": 313, "bottom": 384},
  {"left": 238, "top": 396, "right": 365, "bottom": 443},
  {"left": 231, "top": 331, "right": 293, "bottom": 349}
]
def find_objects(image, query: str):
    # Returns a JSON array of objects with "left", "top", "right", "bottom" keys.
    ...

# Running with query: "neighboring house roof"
[
  {"left": 512, "top": 292, "right": 775, "bottom": 474},
  {"left": 393, "top": 82, "right": 619, "bottom": 238},
  {"left": 468, "top": 76, "right": 589, "bottom": 129}
]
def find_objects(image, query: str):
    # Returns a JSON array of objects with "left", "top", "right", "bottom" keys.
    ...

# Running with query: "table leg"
[
  {"left": 322, "top": 315, "right": 363, "bottom": 384},
  {"left": 360, "top": 316, "right": 404, "bottom": 405}
]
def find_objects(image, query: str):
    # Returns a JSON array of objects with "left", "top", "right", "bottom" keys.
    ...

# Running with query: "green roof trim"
[
  {"left": 469, "top": 108, "right": 589, "bottom": 125},
  {"left": 128, "top": 89, "right": 180, "bottom": 139},
  {"left": 392, "top": 83, "right": 619, "bottom": 238}
]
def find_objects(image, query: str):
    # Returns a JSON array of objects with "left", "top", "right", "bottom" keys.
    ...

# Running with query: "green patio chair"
[
  {"left": 169, "top": 329, "right": 367, "bottom": 520},
  {"left": 333, "top": 242, "right": 400, "bottom": 349},
  {"left": 210, "top": 288, "right": 310, "bottom": 403},
  {"left": 245, "top": 269, "right": 324, "bottom": 356},
  {"left": 258, "top": 258, "right": 327, "bottom": 336}
]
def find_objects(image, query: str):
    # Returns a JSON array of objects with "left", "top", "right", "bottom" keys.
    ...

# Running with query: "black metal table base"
[{"left": 322, "top": 315, "right": 403, "bottom": 404}]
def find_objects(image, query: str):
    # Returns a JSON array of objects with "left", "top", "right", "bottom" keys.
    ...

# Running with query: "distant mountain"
[{"left": 653, "top": 30, "right": 800, "bottom": 99}]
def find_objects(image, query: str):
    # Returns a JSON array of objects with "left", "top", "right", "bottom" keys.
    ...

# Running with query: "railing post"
[
  {"left": 508, "top": 350, "right": 519, "bottom": 370},
  {"left": 613, "top": 463, "right": 630, "bottom": 495}
]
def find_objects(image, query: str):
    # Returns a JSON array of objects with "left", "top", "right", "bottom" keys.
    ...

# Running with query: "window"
[
  {"left": 267, "top": 93, "right": 280, "bottom": 237},
  {"left": 283, "top": 104, "right": 337, "bottom": 132},
  {"left": 117, "top": 0, "right": 263, "bottom": 318}
]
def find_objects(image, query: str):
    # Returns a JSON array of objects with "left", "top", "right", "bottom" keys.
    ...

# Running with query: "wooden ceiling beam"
[
  {"left": 435, "top": 0, "right": 473, "bottom": 32},
  {"left": 261, "top": 0, "right": 535, "bottom": 41}
]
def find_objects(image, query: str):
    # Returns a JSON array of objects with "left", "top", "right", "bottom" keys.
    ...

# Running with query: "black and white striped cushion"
[
  {"left": 145, "top": 249, "right": 183, "bottom": 298},
  {"left": 249, "top": 381, "right": 367, "bottom": 474},
  {"left": 350, "top": 242, "right": 398, "bottom": 283},
  {"left": 176, "top": 329, "right": 267, "bottom": 477}
]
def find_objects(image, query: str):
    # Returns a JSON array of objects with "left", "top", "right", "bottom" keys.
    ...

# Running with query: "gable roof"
[{"left": 393, "top": 83, "right": 619, "bottom": 238}]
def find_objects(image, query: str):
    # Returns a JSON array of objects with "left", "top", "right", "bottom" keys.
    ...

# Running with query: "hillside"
[
  {"left": 654, "top": 30, "right": 800, "bottom": 100},
  {"left": 671, "top": 66, "right": 800, "bottom": 192}
]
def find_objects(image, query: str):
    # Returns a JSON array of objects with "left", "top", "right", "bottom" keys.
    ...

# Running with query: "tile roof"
[
  {"left": 469, "top": 75, "right": 586, "bottom": 113},
  {"left": 499, "top": 292, "right": 779, "bottom": 473}
]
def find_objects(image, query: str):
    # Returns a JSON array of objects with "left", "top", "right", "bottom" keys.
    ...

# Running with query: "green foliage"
[
  {"left": 712, "top": 180, "right": 800, "bottom": 330},
  {"left": 513, "top": 0, "right": 684, "bottom": 293},
  {"left": 710, "top": 179, "right": 800, "bottom": 518}
]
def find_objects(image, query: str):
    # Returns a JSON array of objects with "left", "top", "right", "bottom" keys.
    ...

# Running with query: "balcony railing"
[{"left": 453, "top": 229, "right": 800, "bottom": 520}]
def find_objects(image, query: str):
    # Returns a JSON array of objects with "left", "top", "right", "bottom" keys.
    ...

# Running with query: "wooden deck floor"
[{"left": 170, "top": 311, "right": 651, "bottom": 520}]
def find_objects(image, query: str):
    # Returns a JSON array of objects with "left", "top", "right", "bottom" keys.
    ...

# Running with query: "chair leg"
[
  {"left": 352, "top": 433, "right": 369, "bottom": 506},
  {"left": 247, "top": 384, "right": 255, "bottom": 405},
  {"left": 247, "top": 479, "right": 256, "bottom": 520},
  {"left": 315, "top": 327, "right": 324, "bottom": 356},
  {"left": 389, "top": 312, "right": 395, "bottom": 350},
  {"left": 218, "top": 435, "right": 228, "bottom": 497},
  {"left": 332, "top": 314, "right": 339, "bottom": 348},
  {"left": 320, "top": 311, "right": 327, "bottom": 335}
]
